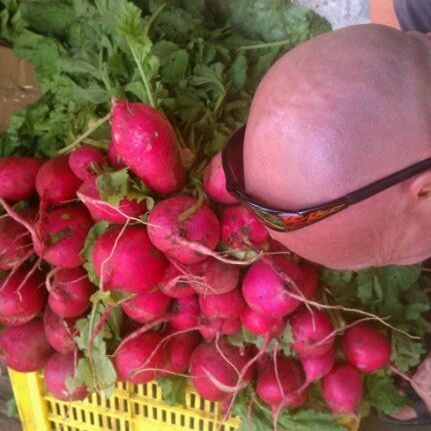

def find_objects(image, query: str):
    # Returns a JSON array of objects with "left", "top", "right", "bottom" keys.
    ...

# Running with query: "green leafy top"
[{"left": 0, "top": 0, "right": 330, "bottom": 162}]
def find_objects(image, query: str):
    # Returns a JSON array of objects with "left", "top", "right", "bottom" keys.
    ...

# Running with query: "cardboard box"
[{"left": 0, "top": 46, "right": 40, "bottom": 132}]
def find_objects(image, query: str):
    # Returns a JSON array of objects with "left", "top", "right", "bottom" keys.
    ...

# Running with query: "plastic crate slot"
[
  {"left": 208, "top": 422, "right": 214, "bottom": 431},
  {"left": 209, "top": 402, "right": 215, "bottom": 413},
  {"left": 98, "top": 413, "right": 104, "bottom": 427},
  {"left": 190, "top": 393, "right": 196, "bottom": 408},
  {"left": 180, "top": 413, "right": 186, "bottom": 426},
  {"left": 71, "top": 407, "right": 78, "bottom": 421},
  {"left": 89, "top": 411, "right": 95, "bottom": 425},
  {"left": 143, "top": 404, "right": 149, "bottom": 417},
  {"left": 152, "top": 406, "right": 158, "bottom": 420},
  {"left": 55, "top": 403, "right": 61, "bottom": 416},
  {"left": 123, "top": 398, "right": 128, "bottom": 412},
  {"left": 161, "top": 408, "right": 167, "bottom": 422},
  {"left": 79, "top": 408, "right": 85, "bottom": 423},
  {"left": 198, "top": 418, "right": 204, "bottom": 431},
  {"left": 190, "top": 416, "right": 195, "bottom": 429},
  {"left": 105, "top": 397, "right": 111, "bottom": 409},
  {"left": 151, "top": 384, "right": 157, "bottom": 399},
  {"left": 133, "top": 402, "right": 139, "bottom": 415},
  {"left": 49, "top": 421, "right": 56, "bottom": 430},
  {"left": 47, "top": 400, "right": 53, "bottom": 414},
  {"left": 170, "top": 411, "right": 176, "bottom": 425},
  {"left": 199, "top": 398, "right": 205, "bottom": 411},
  {"left": 107, "top": 415, "right": 112, "bottom": 429},
  {"left": 115, "top": 417, "right": 122, "bottom": 431}
]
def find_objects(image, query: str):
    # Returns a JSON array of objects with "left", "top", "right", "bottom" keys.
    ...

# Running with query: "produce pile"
[{"left": 1, "top": 2, "right": 431, "bottom": 431}]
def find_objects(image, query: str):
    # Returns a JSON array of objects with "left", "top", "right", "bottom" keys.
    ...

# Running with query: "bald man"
[{"left": 222, "top": 24, "right": 431, "bottom": 427}]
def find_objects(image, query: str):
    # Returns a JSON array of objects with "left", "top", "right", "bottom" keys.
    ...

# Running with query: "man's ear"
[{"left": 410, "top": 171, "right": 431, "bottom": 198}]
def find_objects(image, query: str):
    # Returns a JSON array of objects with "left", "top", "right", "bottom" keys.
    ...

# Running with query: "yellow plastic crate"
[{"left": 9, "top": 369, "right": 359, "bottom": 431}]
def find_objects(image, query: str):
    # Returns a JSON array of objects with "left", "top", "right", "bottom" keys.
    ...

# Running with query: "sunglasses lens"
[{"left": 248, "top": 206, "right": 288, "bottom": 231}]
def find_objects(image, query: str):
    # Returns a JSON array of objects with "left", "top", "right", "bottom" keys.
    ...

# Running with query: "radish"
[
  {"left": 69, "top": 144, "right": 104, "bottom": 180},
  {"left": 241, "top": 256, "right": 307, "bottom": 318},
  {"left": 199, "top": 288, "right": 245, "bottom": 321},
  {"left": 300, "top": 347, "right": 335, "bottom": 383},
  {"left": 35, "top": 155, "right": 81, "bottom": 205},
  {"left": 158, "top": 264, "right": 194, "bottom": 298},
  {"left": 93, "top": 225, "right": 167, "bottom": 293},
  {"left": 78, "top": 176, "right": 145, "bottom": 224},
  {"left": 189, "top": 257, "right": 240, "bottom": 295},
  {"left": 0, "top": 270, "right": 46, "bottom": 326},
  {"left": 148, "top": 195, "right": 220, "bottom": 264},
  {"left": 107, "top": 142, "right": 126, "bottom": 169},
  {"left": 0, "top": 318, "right": 53, "bottom": 372},
  {"left": 341, "top": 323, "right": 391, "bottom": 373},
  {"left": 48, "top": 267, "right": 94, "bottom": 318},
  {"left": 44, "top": 352, "right": 89, "bottom": 401},
  {"left": 256, "top": 354, "right": 308, "bottom": 409},
  {"left": 43, "top": 306, "right": 78, "bottom": 354},
  {"left": 203, "top": 152, "right": 237, "bottom": 204},
  {"left": 299, "top": 263, "right": 318, "bottom": 300},
  {"left": 199, "top": 317, "right": 241, "bottom": 339},
  {"left": 165, "top": 330, "right": 201, "bottom": 373},
  {"left": 0, "top": 157, "right": 43, "bottom": 201},
  {"left": 122, "top": 290, "right": 172, "bottom": 323},
  {"left": 114, "top": 331, "right": 166, "bottom": 384},
  {"left": 111, "top": 100, "right": 185, "bottom": 194},
  {"left": 0, "top": 215, "right": 33, "bottom": 270},
  {"left": 322, "top": 363, "right": 363, "bottom": 414},
  {"left": 291, "top": 308, "right": 335, "bottom": 357},
  {"left": 35, "top": 204, "right": 93, "bottom": 268},
  {"left": 170, "top": 295, "right": 200, "bottom": 330},
  {"left": 220, "top": 205, "right": 269, "bottom": 250},
  {"left": 241, "top": 306, "right": 286, "bottom": 337},
  {"left": 190, "top": 340, "right": 254, "bottom": 401}
]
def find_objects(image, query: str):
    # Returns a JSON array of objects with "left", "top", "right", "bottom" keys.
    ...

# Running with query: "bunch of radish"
[{"left": 0, "top": 100, "right": 394, "bottom": 420}]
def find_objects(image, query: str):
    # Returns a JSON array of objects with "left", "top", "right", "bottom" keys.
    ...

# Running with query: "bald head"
[{"left": 244, "top": 24, "right": 431, "bottom": 269}]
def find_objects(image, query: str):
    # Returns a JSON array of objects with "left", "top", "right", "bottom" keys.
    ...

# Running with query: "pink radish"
[
  {"left": 0, "top": 318, "right": 53, "bottom": 372},
  {"left": 341, "top": 323, "right": 391, "bottom": 373},
  {"left": 44, "top": 352, "right": 88, "bottom": 401},
  {"left": 241, "top": 256, "right": 307, "bottom": 318},
  {"left": 35, "top": 155, "right": 81, "bottom": 205},
  {"left": 241, "top": 307, "right": 286, "bottom": 337},
  {"left": 220, "top": 205, "right": 269, "bottom": 250},
  {"left": 300, "top": 348, "right": 335, "bottom": 383},
  {"left": 112, "top": 100, "right": 185, "bottom": 194},
  {"left": 159, "top": 264, "right": 194, "bottom": 298},
  {"left": 189, "top": 257, "right": 240, "bottom": 295},
  {"left": 0, "top": 157, "right": 43, "bottom": 201},
  {"left": 43, "top": 306, "right": 78, "bottom": 354},
  {"left": 322, "top": 363, "right": 363, "bottom": 414},
  {"left": 122, "top": 290, "right": 172, "bottom": 323},
  {"left": 165, "top": 330, "right": 201, "bottom": 373},
  {"left": 199, "top": 317, "right": 241, "bottom": 339},
  {"left": 93, "top": 225, "right": 167, "bottom": 293},
  {"left": 299, "top": 263, "right": 318, "bottom": 300},
  {"left": 190, "top": 340, "right": 254, "bottom": 402},
  {"left": 148, "top": 195, "right": 220, "bottom": 264},
  {"left": 256, "top": 354, "right": 308, "bottom": 409},
  {"left": 199, "top": 288, "right": 245, "bottom": 321},
  {"left": 107, "top": 142, "right": 126, "bottom": 169},
  {"left": 0, "top": 214, "right": 32, "bottom": 270},
  {"left": 170, "top": 295, "right": 200, "bottom": 330},
  {"left": 69, "top": 145, "right": 104, "bottom": 180},
  {"left": 78, "top": 176, "right": 145, "bottom": 224},
  {"left": 48, "top": 267, "right": 94, "bottom": 318},
  {"left": 291, "top": 308, "right": 335, "bottom": 357},
  {"left": 0, "top": 270, "right": 46, "bottom": 326},
  {"left": 203, "top": 152, "right": 237, "bottom": 204},
  {"left": 114, "top": 331, "right": 166, "bottom": 384},
  {"left": 35, "top": 204, "right": 93, "bottom": 268}
]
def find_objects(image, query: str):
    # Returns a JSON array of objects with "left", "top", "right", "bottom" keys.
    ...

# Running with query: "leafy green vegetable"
[
  {"left": 233, "top": 389, "right": 345, "bottom": 431},
  {"left": 0, "top": 0, "right": 330, "bottom": 163},
  {"left": 362, "top": 370, "right": 407, "bottom": 416},
  {"left": 158, "top": 376, "right": 186, "bottom": 407}
]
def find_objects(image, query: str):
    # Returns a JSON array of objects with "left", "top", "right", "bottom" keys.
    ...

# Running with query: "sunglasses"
[{"left": 222, "top": 125, "right": 431, "bottom": 232}]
